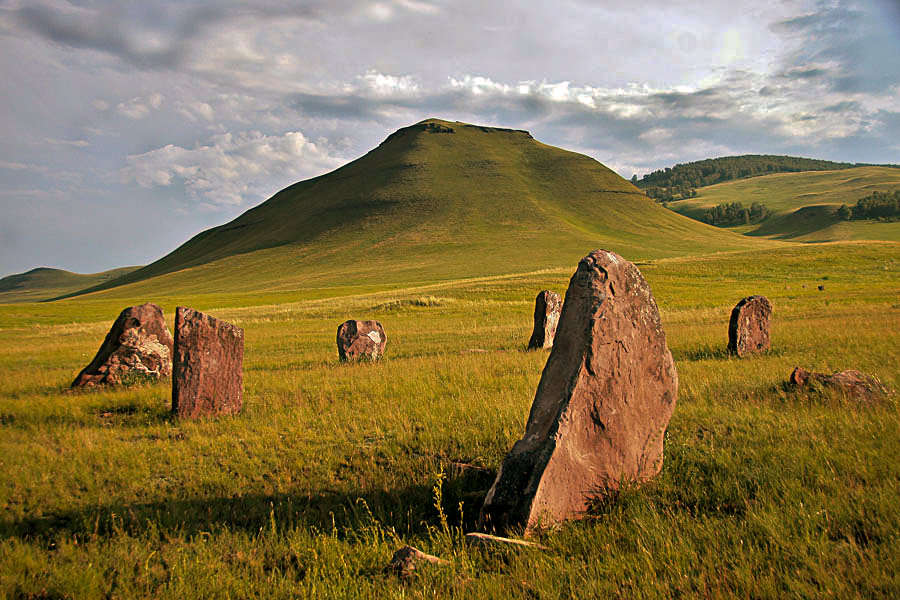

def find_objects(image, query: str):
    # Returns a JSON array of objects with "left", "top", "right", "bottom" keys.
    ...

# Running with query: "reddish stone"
[
  {"left": 789, "top": 367, "right": 889, "bottom": 403},
  {"left": 527, "top": 290, "right": 562, "bottom": 349},
  {"left": 171, "top": 307, "right": 244, "bottom": 418},
  {"left": 336, "top": 320, "right": 386, "bottom": 361},
  {"left": 72, "top": 303, "right": 173, "bottom": 387},
  {"left": 728, "top": 295, "right": 773, "bottom": 356},
  {"left": 479, "top": 250, "right": 678, "bottom": 534}
]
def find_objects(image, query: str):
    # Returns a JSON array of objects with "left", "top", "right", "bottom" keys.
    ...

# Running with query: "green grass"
[
  {"left": 59, "top": 119, "right": 770, "bottom": 301},
  {"left": 668, "top": 166, "right": 900, "bottom": 242},
  {"left": 1, "top": 241, "right": 899, "bottom": 598}
]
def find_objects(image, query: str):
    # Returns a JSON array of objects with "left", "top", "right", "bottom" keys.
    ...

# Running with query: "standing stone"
[
  {"left": 527, "top": 290, "right": 562, "bottom": 349},
  {"left": 171, "top": 307, "right": 244, "bottom": 419},
  {"left": 479, "top": 250, "right": 678, "bottom": 534},
  {"left": 336, "top": 320, "right": 386, "bottom": 361},
  {"left": 72, "top": 303, "right": 173, "bottom": 388},
  {"left": 727, "top": 295, "right": 773, "bottom": 356}
]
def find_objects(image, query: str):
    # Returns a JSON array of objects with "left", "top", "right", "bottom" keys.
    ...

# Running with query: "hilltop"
[
  {"left": 55, "top": 119, "right": 767, "bottom": 302},
  {"left": 0, "top": 266, "right": 139, "bottom": 304}
]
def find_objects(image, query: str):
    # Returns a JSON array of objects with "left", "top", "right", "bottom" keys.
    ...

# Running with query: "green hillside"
[
  {"left": 635, "top": 154, "right": 894, "bottom": 201},
  {"left": 667, "top": 166, "right": 900, "bottom": 242},
  {"left": 56, "top": 119, "right": 769, "bottom": 303},
  {"left": 0, "top": 266, "right": 139, "bottom": 304}
]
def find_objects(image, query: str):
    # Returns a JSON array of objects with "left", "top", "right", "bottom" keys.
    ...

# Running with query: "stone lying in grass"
[
  {"left": 72, "top": 302, "right": 173, "bottom": 388},
  {"left": 386, "top": 546, "right": 447, "bottom": 579},
  {"left": 789, "top": 367, "right": 890, "bottom": 403},
  {"left": 527, "top": 290, "right": 562, "bottom": 350},
  {"left": 479, "top": 249, "right": 678, "bottom": 535},
  {"left": 171, "top": 307, "right": 244, "bottom": 419},
  {"left": 337, "top": 319, "right": 386, "bottom": 361},
  {"left": 728, "top": 295, "right": 772, "bottom": 356}
]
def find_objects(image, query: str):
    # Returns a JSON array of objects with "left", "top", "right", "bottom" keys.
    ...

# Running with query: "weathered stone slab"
[
  {"left": 789, "top": 367, "right": 889, "bottom": 403},
  {"left": 479, "top": 250, "right": 678, "bottom": 534},
  {"left": 72, "top": 303, "right": 173, "bottom": 387},
  {"left": 527, "top": 290, "right": 562, "bottom": 349},
  {"left": 171, "top": 307, "right": 244, "bottom": 419},
  {"left": 727, "top": 295, "right": 772, "bottom": 356},
  {"left": 336, "top": 320, "right": 386, "bottom": 361}
]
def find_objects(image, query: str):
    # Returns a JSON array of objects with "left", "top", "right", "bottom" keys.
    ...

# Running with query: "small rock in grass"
[
  {"left": 171, "top": 307, "right": 244, "bottom": 419},
  {"left": 527, "top": 290, "right": 562, "bottom": 350},
  {"left": 72, "top": 303, "right": 173, "bottom": 388},
  {"left": 336, "top": 319, "right": 386, "bottom": 361},
  {"left": 386, "top": 545, "right": 447, "bottom": 579},
  {"left": 727, "top": 295, "right": 772, "bottom": 356},
  {"left": 789, "top": 367, "right": 889, "bottom": 403}
]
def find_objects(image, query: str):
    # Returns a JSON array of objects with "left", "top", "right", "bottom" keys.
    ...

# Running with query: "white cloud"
[
  {"left": 116, "top": 93, "right": 164, "bottom": 119},
  {"left": 119, "top": 130, "right": 344, "bottom": 209}
]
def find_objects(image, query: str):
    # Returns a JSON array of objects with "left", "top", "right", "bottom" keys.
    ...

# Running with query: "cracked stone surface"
[
  {"left": 527, "top": 290, "right": 562, "bottom": 350},
  {"left": 336, "top": 320, "right": 386, "bottom": 361},
  {"left": 72, "top": 303, "right": 173, "bottom": 388},
  {"left": 728, "top": 295, "right": 772, "bottom": 356},
  {"left": 479, "top": 249, "right": 678, "bottom": 534},
  {"left": 171, "top": 307, "right": 244, "bottom": 419}
]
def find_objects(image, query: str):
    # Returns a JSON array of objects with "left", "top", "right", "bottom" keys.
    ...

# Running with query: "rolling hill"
[
  {"left": 667, "top": 166, "right": 900, "bottom": 242},
  {"left": 54, "top": 119, "right": 769, "bottom": 302},
  {"left": 0, "top": 266, "right": 139, "bottom": 304}
]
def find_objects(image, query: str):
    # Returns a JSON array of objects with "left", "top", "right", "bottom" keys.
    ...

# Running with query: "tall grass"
[{"left": 1, "top": 242, "right": 898, "bottom": 598}]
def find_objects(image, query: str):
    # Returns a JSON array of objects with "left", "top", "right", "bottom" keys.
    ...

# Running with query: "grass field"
[
  {"left": 1, "top": 241, "right": 899, "bottom": 598},
  {"left": 668, "top": 166, "right": 900, "bottom": 242}
]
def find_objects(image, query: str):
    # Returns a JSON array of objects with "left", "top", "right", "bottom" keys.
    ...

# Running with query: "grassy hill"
[
  {"left": 0, "top": 266, "right": 139, "bottom": 304},
  {"left": 667, "top": 166, "right": 900, "bottom": 242},
  {"left": 55, "top": 119, "right": 769, "bottom": 303}
]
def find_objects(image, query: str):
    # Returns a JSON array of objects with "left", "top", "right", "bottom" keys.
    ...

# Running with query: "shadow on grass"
[{"left": 0, "top": 465, "right": 494, "bottom": 543}]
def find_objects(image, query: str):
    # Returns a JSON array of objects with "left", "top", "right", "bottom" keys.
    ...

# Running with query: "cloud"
[
  {"left": 119, "top": 130, "right": 344, "bottom": 208},
  {"left": 116, "top": 94, "right": 164, "bottom": 119}
]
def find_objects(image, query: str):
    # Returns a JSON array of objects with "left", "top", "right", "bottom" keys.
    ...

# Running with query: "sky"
[{"left": 1, "top": 0, "right": 899, "bottom": 277}]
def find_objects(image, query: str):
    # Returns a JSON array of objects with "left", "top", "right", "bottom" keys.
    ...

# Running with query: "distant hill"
[
  {"left": 0, "top": 266, "right": 140, "bottom": 304},
  {"left": 57, "top": 118, "right": 769, "bottom": 301},
  {"left": 667, "top": 166, "right": 900, "bottom": 242},
  {"left": 635, "top": 155, "right": 898, "bottom": 202}
]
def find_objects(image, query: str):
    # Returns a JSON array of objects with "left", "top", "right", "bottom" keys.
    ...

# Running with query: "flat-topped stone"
[
  {"left": 171, "top": 307, "right": 244, "bottom": 418},
  {"left": 479, "top": 249, "right": 678, "bottom": 534},
  {"left": 336, "top": 320, "right": 386, "bottom": 361}
]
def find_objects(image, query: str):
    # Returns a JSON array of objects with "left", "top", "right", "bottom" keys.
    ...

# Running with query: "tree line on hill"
[
  {"left": 701, "top": 202, "right": 769, "bottom": 226},
  {"left": 632, "top": 155, "right": 896, "bottom": 202},
  {"left": 837, "top": 190, "right": 900, "bottom": 221}
]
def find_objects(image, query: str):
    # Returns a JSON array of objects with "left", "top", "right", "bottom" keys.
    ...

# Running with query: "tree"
[{"left": 837, "top": 204, "right": 851, "bottom": 220}]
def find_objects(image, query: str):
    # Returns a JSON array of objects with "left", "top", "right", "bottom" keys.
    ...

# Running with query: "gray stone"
[
  {"left": 527, "top": 290, "right": 562, "bottom": 349},
  {"left": 479, "top": 250, "right": 678, "bottom": 534}
]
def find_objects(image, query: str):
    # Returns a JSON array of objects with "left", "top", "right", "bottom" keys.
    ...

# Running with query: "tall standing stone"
[
  {"left": 527, "top": 290, "right": 562, "bottom": 349},
  {"left": 172, "top": 307, "right": 244, "bottom": 419},
  {"left": 72, "top": 303, "right": 173, "bottom": 387},
  {"left": 337, "top": 320, "right": 386, "bottom": 361},
  {"left": 479, "top": 250, "right": 678, "bottom": 534},
  {"left": 727, "top": 295, "right": 773, "bottom": 356}
]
